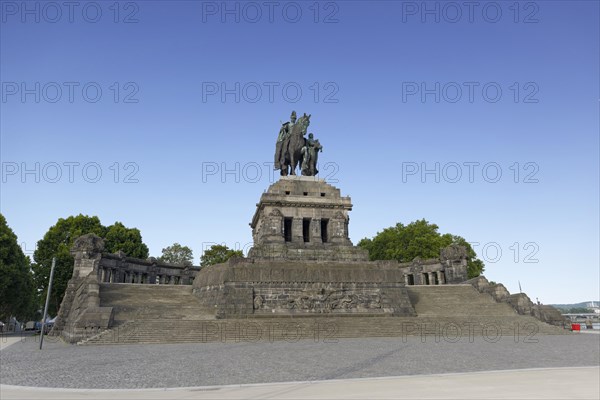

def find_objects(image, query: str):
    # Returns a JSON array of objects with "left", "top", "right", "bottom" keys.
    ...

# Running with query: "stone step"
[
  {"left": 81, "top": 315, "right": 568, "bottom": 345},
  {"left": 83, "top": 283, "right": 568, "bottom": 345},
  {"left": 407, "top": 285, "right": 517, "bottom": 317},
  {"left": 99, "top": 283, "right": 215, "bottom": 322}
]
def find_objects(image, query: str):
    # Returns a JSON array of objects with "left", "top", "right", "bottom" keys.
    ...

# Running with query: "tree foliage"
[
  {"left": 357, "top": 219, "right": 484, "bottom": 279},
  {"left": 0, "top": 214, "right": 36, "bottom": 321},
  {"left": 564, "top": 307, "right": 594, "bottom": 314},
  {"left": 104, "top": 222, "right": 149, "bottom": 259},
  {"left": 32, "top": 215, "right": 149, "bottom": 316},
  {"left": 200, "top": 244, "right": 243, "bottom": 267},
  {"left": 159, "top": 243, "right": 193, "bottom": 266}
]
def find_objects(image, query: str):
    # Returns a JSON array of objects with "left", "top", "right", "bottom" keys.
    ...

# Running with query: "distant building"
[{"left": 586, "top": 301, "right": 600, "bottom": 314}]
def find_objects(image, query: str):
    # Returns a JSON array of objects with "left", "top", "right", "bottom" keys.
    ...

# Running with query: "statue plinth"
[{"left": 248, "top": 177, "right": 368, "bottom": 262}]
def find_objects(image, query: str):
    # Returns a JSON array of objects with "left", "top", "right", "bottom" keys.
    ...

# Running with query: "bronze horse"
[{"left": 280, "top": 113, "right": 310, "bottom": 176}]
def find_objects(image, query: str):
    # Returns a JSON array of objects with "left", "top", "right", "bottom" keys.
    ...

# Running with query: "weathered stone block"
[
  {"left": 507, "top": 293, "right": 534, "bottom": 315},
  {"left": 193, "top": 258, "right": 416, "bottom": 318}
]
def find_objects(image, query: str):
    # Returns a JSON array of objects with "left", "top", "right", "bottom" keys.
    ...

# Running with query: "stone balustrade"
[{"left": 98, "top": 253, "right": 199, "bottom": 285}]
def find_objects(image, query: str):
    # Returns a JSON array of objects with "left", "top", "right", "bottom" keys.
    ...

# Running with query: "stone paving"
[{"left": 1, "top": 334, "right": 598, "bottom": 389}]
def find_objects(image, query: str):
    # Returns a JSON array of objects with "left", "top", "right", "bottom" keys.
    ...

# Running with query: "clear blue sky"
[{"left": 1, "top": 1, "right": 598, "bottom": 304}]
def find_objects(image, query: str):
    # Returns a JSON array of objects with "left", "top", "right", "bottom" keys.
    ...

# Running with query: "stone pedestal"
[
  {"left": 248, "top": 176, "right": 367, "bottom": 261},
  {"left": 193, "top": 257, "right": 416, "bottom": 319}
]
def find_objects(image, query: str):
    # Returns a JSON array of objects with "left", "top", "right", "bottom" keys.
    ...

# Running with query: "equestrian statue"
[{"left": 274, "top": 111, "right": 323, "bottom": 176}]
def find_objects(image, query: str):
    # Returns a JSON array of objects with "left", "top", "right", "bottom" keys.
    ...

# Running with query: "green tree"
[
  {"left": 566, "top": 307, "right": 594, "bottom": 314},
  {"left": 358, "top": 219, "right": 484, "bottom": 279},
  {"left": 0, "top": 214, "right": 36, "bottom": 321},
  {"left": 200, "top": 244, "right": 243, "bottom": 267},
  {"left": 32, "top": 215, "right": 149, "bottom": 315},
  {"left": 159, "top": 243, "right": 193, "bottom": 266},
  {"left": 104, "top": 222, "right": 149, "bottom": 259}
]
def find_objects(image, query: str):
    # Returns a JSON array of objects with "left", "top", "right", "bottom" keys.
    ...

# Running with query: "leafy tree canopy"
[
  {"left": 0, "top": 214, "right": 36, "bottom": 321},
  {"left": 564, "top": 307, "right": 595, "bottom": 314},
  {"left": 200, "top": 244, "right": 243, "bottom": 267},
  {"left": 104, "top": 222, "right": 149, "bottom": 259},
  {"left": 32, "top": 214, "right": 149, "bottom": 315},
  {"left": 357, "top": 219, "right": 484, "bottom": 279},
  {"left": 159, "top": 243, "right": 193, "bottom": 266}
]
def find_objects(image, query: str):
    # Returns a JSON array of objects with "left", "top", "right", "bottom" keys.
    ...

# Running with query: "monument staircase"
[
  {"left": 79, "top": 284, "right": 566, "bottom": 345},
  {"left": 78, "top": 284, "right": 216, "bottom": 345}
]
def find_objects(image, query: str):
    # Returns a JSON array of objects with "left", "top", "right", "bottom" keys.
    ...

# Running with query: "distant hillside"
[{"left": 551, "top": 301, "right": 599, "bottom": 310}]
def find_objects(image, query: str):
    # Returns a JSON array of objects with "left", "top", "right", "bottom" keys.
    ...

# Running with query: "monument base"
[
  {"left": 192, "top": 257, "right": 416, "bottom": 319},
  {"left": 247, "top": 243, "right": 369, "bottom": 262}
]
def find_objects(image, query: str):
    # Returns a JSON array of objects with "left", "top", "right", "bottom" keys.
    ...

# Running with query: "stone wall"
[
  {"left": 465, "top": 276, "right": 567, "bottom": 327},
  {"left": 247, "top": 242, "right": 369, "bottom": 262},
  {"left": 194, "top": 255, "right": 472, "bottom": 318}
]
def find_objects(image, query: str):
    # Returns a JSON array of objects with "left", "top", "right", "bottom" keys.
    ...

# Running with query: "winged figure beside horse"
[{"left": 274, "top": 111, "right": 323, "bottom": 176}]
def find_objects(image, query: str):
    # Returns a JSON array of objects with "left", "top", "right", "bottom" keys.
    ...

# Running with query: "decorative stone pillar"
[
  {"left": 263, "top": 209, "right": 284, "bottom": 243},
  {"left": 439, "top": 244, "right": 468, "bottom": 283},
  {"left": 53, "top": 233, "right": 114, "bottom": 343},
  {"left": 437, "top": 271, "right": 445, "bottom": 284},
  {"left": 310, "top": 218, "right": 322, "bottom": 244},
  {"left": 70, "top": 234, "right": 104, "bottom": 279},
  {"left": 148, "top": 261, "right": 157, "bottom": 284},
  {"left": 292, "top": 217, "right": 304, "bottom": 243},
  {"left": 330, "top": 212, "right": 348, "bottom": 244}
]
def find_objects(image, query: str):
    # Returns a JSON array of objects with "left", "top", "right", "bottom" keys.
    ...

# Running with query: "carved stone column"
[
  {"left": 437, "top": 271, "right": 445, "bottom": 284},
  {"left": 292, "top": 217, "right": 304, "bottom": 243},
  {"left": 263, "top": 209, "right": 284, "bottom": 243},
  {"left": 310, "top": 218, "right": 322, "bottom": 244},
  {"left": 330, "top": 212, "right": 349, "bottom": 245}
]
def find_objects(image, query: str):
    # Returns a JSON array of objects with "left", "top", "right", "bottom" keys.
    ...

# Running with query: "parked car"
[{"left": 37, "top": 318, "right": 55, "bottom": 334}]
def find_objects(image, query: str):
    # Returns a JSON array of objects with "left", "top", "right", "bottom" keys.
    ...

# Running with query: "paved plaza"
[
  {"left": 1, "top": 334, "right": 598, "bottom": 393},
  {"left": 1, "top": 366, "right": 598, "bottom": 400}
]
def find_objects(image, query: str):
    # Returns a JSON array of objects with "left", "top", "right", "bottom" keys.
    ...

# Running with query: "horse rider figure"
[{"left": 274, "top": 111, "right": 297, "bottom": 170}]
